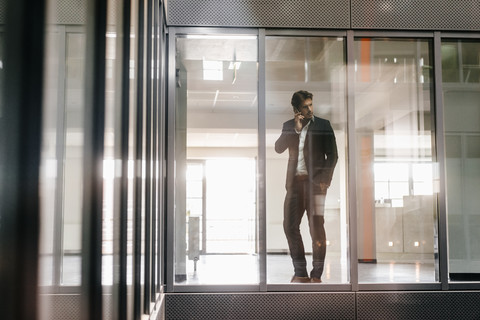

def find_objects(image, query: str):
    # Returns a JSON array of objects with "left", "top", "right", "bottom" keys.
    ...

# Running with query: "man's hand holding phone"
[{"left": 294, "top": 111, "right": 304, "bottom": 133}]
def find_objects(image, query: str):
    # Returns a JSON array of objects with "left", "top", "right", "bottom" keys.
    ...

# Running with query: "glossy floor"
[{"left": 39, "top": 253, "right": 436, "bottom": 286}]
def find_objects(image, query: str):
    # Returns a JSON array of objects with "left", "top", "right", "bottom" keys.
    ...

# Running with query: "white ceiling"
[{"left": 177, "top": 36, "right": 433, "bottom": 149}]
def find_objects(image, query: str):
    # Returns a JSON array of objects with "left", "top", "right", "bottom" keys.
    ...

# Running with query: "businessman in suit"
[{"left": 275, "top": 90, "right": 338, "bottom": 283}]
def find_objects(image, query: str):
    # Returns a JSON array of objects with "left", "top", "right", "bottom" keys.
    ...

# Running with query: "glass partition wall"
[
  {"left": 174, "top": 33, "right": 259, "bottom": 286},
  {"left": 354, "top": 38, "right": 438, "bottom": 284},
  {"left": 265, "top": 36, "right": 348, "bottom": 285},
  {"left": 442, "top": 40, "right": 480, "bottom": 281},
  {"left": 169, "top": 29, "right": 480, "bottom": 291}
]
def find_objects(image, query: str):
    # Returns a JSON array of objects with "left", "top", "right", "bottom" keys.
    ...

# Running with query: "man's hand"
[{"left": 294, "top": 112, "right": 304, "bottom": 132}]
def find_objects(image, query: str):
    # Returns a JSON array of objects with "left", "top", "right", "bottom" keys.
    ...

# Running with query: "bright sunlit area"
[{"left": 184, "top": 158, "right": 258, "bottom": 284}]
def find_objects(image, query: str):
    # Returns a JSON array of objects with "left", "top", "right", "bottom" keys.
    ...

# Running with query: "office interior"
[{"left": 1, "top": 0, "right": 480, "bottom": 319}]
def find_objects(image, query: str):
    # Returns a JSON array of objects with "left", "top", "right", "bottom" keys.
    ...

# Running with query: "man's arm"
[
  {"left": 274, "top": 120, "right": 297, "bottom": 154},
  {"left": 323, "top": 120, "right": 338, "bottom": 184}
]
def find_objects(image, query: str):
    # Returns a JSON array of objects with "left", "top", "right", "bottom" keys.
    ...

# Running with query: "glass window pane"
[
  {"left": 62, "top": 32, "right": 86, "bottom": 286},
  {"left": 355, "top": 38, "right": 437, "bottom": 283},
  {"left": 443, "top": 40, "right": 480, "bottom": 281},
  {"left": 266, "top": 36, "right": 348, "bottom": 284},
  {"left": 39, "top": 30, "right": 61, "bottom": 287},
  {"left": 175, "top": 35, "right": 258, "bottom": 285}
]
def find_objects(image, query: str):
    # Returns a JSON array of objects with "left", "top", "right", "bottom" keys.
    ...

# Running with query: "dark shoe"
[
  {"left": 310, "top": 277, "right": 322, "bottom": 283},
  {"left": 290, "top": 275, "right": 310, "bottom": 283}
]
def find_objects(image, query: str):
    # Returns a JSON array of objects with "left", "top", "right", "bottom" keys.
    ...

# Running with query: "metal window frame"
[
  {"left": 158, "top": 0, "right": 168, "bottom": 294},
  {"left": 435, "top": 33, "right": 480, "bottom": 291},
  {"left": 151, "top": 0, "right": 159, "bottom": 302},
  {"left": 133, "top": 0, "right": 146, "bottom": 317},
  {"left": 264, "top": 28, "right": 352, "bottom": 293},
  {"left": 352, "top": 31, "right": 444, "bottom": 292},
  {"left": 165, "top": 27, "right": 480, "bottom": 294},
  {"left": 166, "top": 27, "right": 261, "bottom": 293},
  {"left": 143, "top": 0, "right": 153, "bottom": 311}
]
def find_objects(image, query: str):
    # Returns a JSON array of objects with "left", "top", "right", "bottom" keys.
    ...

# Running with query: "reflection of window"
[
  {"left": 442, "top": 41, "right": 480, "bottom": 83},
  {"left": 374, "top": 162, "right": 433, "bottom": 207},
  {"left": 203, "top": 60, "right": 223, "bottom": 81},
  {"left": 205, "top": 159, "right": 256, "bottom": 254},
  {"left": 186, "top": 162, "right": 205, "bottom": 253},
  {"left": 186, "top": 159, "right": 256, "bottom": 254}
]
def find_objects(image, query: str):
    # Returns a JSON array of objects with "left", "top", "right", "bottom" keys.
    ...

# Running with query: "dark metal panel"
[
  {"left": 0, "top": 0, "right": 5, "bottom": 24},
  {"left": 38, "top": 294, "right": 113, "bottom": 320},
  {"left": 357, "top": 291, "right": 480, "bottom": 320},
  {"left": 115, "top": 0, "right": 132, "bottom": 319},
  {"left": 351, "top": 0, "right": 480, "bottom": 31},
  {"left": 81, "top": 0, "right": 107, "bottom": 318},
  {"left": 48, "top": 0, "right": 88, "bottom": 25},
  {"left": 0, "top": 0, "right": 46, "bottom": 319},
  {"left": 166, "top": 292, "right": 356, "bottom": 320},
  {"left": 39, "top": 295, "right": 81, "bottom": 320},
  {"left": 165, "top": 0, "right": 350, "bottom": 29},
  {"left": 166, "top": 291, "right": 480, "bottom": 319}
]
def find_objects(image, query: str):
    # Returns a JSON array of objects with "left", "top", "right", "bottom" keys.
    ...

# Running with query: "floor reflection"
[
  {"left": 179, "top": 254, "right": 435, "bottom": 285},
  {"left": 39, "top": 254, "right": 436, "bottom": 286}
]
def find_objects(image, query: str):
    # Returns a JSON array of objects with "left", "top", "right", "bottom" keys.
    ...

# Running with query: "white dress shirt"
[{"left": 295, "top": 118, "right": 312, "bottom": 176}]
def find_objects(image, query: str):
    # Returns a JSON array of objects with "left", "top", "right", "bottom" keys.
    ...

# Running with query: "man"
[{"left": 275, "top": 90, "right": 338, "bottom": 283}]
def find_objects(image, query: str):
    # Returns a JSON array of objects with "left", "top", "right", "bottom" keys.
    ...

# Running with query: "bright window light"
[
  {"left": 203, "top": 60, "right": 223, "bottom": 81},
  {"left": 228, "top": 61, "right": 241, "bottom": 70}
]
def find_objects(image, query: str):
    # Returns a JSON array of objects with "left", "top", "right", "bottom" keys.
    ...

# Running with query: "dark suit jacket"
[{"left": 275, "top": 116, "right": 338, "bottom": 193}]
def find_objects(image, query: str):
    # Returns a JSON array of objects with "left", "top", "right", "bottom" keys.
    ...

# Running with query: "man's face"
[{"left": 298, "top": 98, "right": 314, "bottom": 119}]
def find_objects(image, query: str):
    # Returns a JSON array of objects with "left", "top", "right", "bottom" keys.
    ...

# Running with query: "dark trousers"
[{"left": 283, "top": 175, "right": 326, "bottom": 278}]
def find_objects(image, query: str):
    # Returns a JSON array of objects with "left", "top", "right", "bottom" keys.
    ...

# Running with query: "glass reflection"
[
  {"left": 39, "top": 30, "right": 87, "bottom": 288},
  {"left": 354, "top": 38, "right": 437, "bottom": 283},
  {"left": 175, "top": 35, "right": 258, "bottom": 285},
  {"left": 266, "top": 37, "right": 348, "bottom": 284},
  {"left": 443, "top": 40, "right": 480, "bottom": 281}
]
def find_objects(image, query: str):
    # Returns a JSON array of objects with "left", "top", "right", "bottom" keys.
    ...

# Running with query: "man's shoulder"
[{"left": 313, "top": 116, "right": 330, "bottom": 126}]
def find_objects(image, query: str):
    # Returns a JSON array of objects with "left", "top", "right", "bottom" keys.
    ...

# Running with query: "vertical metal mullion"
[
  {"left": 0, "top": 0, "right": 46, "bottom": 319},
  {"left": 258, "top": 28, "right": 267, "bottom": 292},
  {"left": 134, "top": 0, "right": 145, "bottom": 317},
  {"left": 151, "top": 0, "right": 159, "bottom": 299},
  {"left": 166, "top": 27, "right": 177, "bottom": 293},
  {"left": 152, "top": 2, "right": 160, "bottom": 297},
  {"left": 144, "top": 0, "right": 153, "bottom": 312},
  {"left": 157, "top": 3, "right": 166, "bottom": 293},
  {"left": 116, "top": 0, "right": 132, "bottom": 319},
  {"left": 81, "top": 0, "right": 107, "bottom": 318},
  {"left": 53, "top": 25, "right": 67, "bottom": 288},
  {"left": 346, "top": 30, "right": 359, "bottom": 291},
  {"left": 201, "top": 161, "right": 207, "bottom": 254},
  {"left": 433, "top": 31, "right": 449, "bottom": 290}
]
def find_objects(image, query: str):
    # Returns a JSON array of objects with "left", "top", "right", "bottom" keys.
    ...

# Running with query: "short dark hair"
[{"left": 291, "top": 90, "right": 313, "bottom": 111}]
